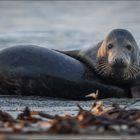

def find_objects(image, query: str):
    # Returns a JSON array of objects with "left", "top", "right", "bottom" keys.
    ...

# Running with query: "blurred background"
[{"left": 0, "top": 1, "right": 140, "bottom": 50}]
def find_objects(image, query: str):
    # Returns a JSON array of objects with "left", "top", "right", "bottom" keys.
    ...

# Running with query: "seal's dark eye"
[
  {"left": 126, "top": 45, "right": 132, "bottom": 51},
  {"left": 108, "top": 44, "right": 113, "bottom": 50}
]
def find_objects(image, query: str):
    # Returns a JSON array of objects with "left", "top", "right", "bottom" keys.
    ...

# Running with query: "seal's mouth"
[
  {"left": 109, "top": 65, "right": 139, "bottom": 82},
  {"left": 95, "top": 58, "right": 140, "bottom": 83},
  {"left": 109, "top": 59, "right": 128, "bottom": 69},
  {"left": 109, "top": 60, "right": 129, "bottom": 80},
  {"left": 110, "top": 63, "right": 128, "bottom": 69},
  {"left": 110, "top": 68, "right": 127, "bottom": 80}
]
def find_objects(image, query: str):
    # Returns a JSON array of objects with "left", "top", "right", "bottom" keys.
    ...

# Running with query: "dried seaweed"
[{"left": 0, "top": 91, "right": 140, "bottom": 134}]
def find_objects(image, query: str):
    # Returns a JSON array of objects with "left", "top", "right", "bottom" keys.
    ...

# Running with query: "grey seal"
[
  {"left": 63, "top": 29, "right": 140, "bottom": 86},
  {"left": 0, "top": 45, "right": 130, "bottom": 100}
]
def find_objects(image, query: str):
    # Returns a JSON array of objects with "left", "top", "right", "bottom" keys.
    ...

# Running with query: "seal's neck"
[{"left": 78, "top": 41, "right": 102, "bottom": 70}]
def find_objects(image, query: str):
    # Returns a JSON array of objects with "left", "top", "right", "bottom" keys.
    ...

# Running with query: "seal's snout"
[
  {"left": 110, "top": 58, "right": 128, "bottom": 68},
  {"left": 114, "top": 58, "right": 127, "bottom": 67},
  {"left": 115, "top": 58, "right": 123, "bottom": 64}
]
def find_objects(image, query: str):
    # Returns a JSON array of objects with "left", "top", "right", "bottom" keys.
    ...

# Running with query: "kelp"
[{"left": 0, "top": 91, "right": 140, "bottom": 134}]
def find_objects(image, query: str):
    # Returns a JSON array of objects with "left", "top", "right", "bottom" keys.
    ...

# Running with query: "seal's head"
[{"left": 96, "top": 29, "right": 140, "bottom": 84}]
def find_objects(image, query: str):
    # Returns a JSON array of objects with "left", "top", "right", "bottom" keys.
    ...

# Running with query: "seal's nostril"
[
  {"left": 114, "top": 58, "right": 123, "bottom": 64},
  {"left": 114, "top": 58, "right": 119, "bottom": 64},
  {"left": 114, "top": 58, "right": 117, "bottom": 63}
]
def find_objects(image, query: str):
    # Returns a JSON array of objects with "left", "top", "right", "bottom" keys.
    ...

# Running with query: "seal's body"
[{"left": 0, "top": 45, "right": 129, "bottom": 100}]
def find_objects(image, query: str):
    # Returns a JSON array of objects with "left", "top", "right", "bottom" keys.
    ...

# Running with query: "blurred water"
[{"left": 0, "top": 1, "right": 140, "bottom": 50}]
